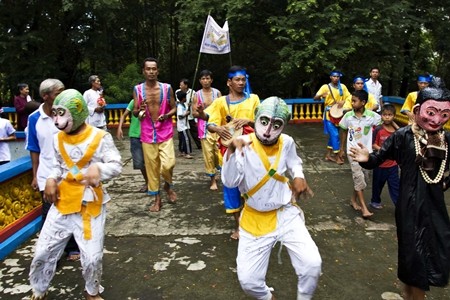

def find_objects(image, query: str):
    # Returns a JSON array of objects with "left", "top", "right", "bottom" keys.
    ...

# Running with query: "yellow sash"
[
  {"left": 55, "top": 126, "right": 106, "bottom": 240},
  {"left": 240, "top": 134, "right": 289, "bottom": 236}
]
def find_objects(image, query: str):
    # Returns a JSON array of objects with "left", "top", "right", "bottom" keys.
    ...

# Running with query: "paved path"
[{"left": 1, "top": 123, "right": 449, "bottom": 299}]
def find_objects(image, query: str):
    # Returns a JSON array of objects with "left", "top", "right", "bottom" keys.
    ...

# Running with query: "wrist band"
[{"left": 138, "top": 110, "right": 146, "bottom": 120}]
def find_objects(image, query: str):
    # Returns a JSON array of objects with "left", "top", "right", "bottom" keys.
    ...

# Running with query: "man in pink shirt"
[{"left": 133, "top": 57, "right": 177, "bottom": 212}]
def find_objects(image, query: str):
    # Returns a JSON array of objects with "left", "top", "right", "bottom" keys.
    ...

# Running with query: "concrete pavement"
[{"left": 1, "top": 123, "right": 449, "bottom": 300}]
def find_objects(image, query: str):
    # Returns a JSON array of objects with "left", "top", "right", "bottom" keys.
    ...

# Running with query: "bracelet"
[{"left": 138, "top": 110, "right": 146, "bottom": 120}]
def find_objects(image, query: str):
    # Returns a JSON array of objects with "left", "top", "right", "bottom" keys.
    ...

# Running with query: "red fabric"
[
  {"left": 375, "top": 126, "right": 397, "bottom": 168},
  {"left": 327, "top": 111, "right": 342, "bottom": 126},
  {"left": 13, "top": 95, "right": 28, "bottom": 130}
]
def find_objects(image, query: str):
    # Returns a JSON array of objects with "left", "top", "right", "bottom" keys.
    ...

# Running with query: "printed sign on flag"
[{"left": 199, "top": 15, "right": 231, "bottom": 54}]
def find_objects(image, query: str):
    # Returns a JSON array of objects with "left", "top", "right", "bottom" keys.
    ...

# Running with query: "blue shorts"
[
  {"left": 130, "top": 137, "right": 144, "bottom": 170},
  {"left": 223, "top": 186, "right": 243, "bottom": 213}
]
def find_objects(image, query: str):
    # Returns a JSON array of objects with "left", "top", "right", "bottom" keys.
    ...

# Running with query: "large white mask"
[{"left": 254, "top": 97, "right": 291, "bottom": 145}]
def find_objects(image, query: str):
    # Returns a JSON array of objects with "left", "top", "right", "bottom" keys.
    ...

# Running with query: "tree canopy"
[{"left": 1, "top": 0, "right": 449, "bottom": 105}]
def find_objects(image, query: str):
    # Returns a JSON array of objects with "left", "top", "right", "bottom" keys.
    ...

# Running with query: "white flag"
[{"left": 199, "top": 15, "right": 231, "bottom": 54}]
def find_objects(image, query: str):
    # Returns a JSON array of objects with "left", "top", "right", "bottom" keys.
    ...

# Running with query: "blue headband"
[
  {"left": 353, "top": 76, "right": 369, "bottom": 92},
  {"left": 228, "top": 70, "right": 252, "bottom": 97},
  {"left": 417, "top": 75, "right": 431, "bottom": 83},
  {"left": 353, "top": 76, "right": 365, "bottom": 83},
  {"left": 228, "top": 70, "right": 247, "bottom": 79},
  {"left": 330, "top": 71, "right": 343, "bottom": 96},
  {"left": 330, "top": 71, "right": 342, "bottom": 77}
]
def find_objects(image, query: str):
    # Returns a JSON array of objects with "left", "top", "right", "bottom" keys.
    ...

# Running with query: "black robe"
[{"left": 360, "top": 126, "right": 450, "bottom": 290}]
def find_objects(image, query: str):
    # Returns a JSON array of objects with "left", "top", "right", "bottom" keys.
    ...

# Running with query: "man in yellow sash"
[
  {"left": 28, "top": 89, "right": 122, "bottom": 300},
  {"left": 222, "top": 97, "right": 322, "bottom": 300}
]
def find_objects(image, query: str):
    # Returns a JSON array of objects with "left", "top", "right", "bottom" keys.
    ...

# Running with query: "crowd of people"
[{"left": 1, "top": 60, "right": 449, "bottom": 300}]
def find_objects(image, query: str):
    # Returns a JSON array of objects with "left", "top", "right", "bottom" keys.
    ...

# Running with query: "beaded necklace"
[{"left": 413, "top": 129, "right": 447, "bottom": 184}]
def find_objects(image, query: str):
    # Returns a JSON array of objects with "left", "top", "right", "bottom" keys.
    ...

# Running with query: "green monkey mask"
[
  {"left": 254, "top": 96, "right": 291, "bottom": 145},
  {"left": 52, "top": 89, "right": 89, "bottom": 133}
]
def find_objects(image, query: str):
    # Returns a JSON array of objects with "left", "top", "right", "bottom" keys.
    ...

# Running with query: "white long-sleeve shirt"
[
  {"left": 221, "top": 134, "right": 304, "bottom": 212},
  {"left": 48, "top": 126, "right": 122, "bottom": 204},
  {"left": 83, "top": 89, "right": 106, "bottom": 127}
]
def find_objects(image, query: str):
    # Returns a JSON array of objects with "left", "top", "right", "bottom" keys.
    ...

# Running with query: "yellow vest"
[{"left": 55, "top": 125, "right": 106, "bottom": 240}]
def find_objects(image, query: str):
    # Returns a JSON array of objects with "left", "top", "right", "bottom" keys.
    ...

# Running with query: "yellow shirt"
[
  {"left": 206, "top": 94, "right": 260, "bottom": 126},
  {"left": 316, "top": 83, "right": 350, "bottom": 107},
  {"left": 343, "top": 93, "right": 378, "bottom": 111},
  {"left": 401, "top": 91, "right": 418, "bottom": 113}
]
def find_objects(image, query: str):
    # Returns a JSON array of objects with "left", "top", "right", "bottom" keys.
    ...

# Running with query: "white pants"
[
  {"left": 29, "top": 204, "right": 106, "bottom": 297},
  {"left": 237, "top": 205, "right": 322, "bottom": 300}
]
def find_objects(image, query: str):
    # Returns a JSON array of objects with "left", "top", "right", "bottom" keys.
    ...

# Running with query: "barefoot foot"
[
  {"left": 84, "top": 291, "right": 104, "bottom": 300},
  {"left": 167, "top": 190, "right": 177, "bottom": 204},
  {"left": 361, "top": 210, "right": 374, "bottom": 219},
  {"left": 324, "top": 155, "right": 336, "bottom": 162},
  {"left": 164, "top": 182, "right": 177, "bottom": 204},
  {"left": 210, "top": 178, "right": 218, "bottom": 190},
  {"left": 139, "top": 184, "right": 147, "bottom": 193},
  {"left": 350, "top": 202, "right": 361, "bottom": 211},
  {"left": 148, "top": 202, "right": 161, "bottom": 212}
]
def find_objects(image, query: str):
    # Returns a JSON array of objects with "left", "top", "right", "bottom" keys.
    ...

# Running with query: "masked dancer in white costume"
[
  {"left": 221, "top": 97, "right": 322, "bottom": 300},
  {"left": 29, "top": 89, "right": 122, "bottom": 300}
]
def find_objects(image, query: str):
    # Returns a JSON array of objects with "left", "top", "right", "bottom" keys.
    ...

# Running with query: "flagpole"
[
  {"left": 191, "top": 52, "right": 202, "bottom": 91},
  {"left": 226, "top": 17, "right": 232, "bottom": 67}
]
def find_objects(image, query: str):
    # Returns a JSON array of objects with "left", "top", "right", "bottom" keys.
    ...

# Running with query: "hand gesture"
[
  {"left": 44, "top": 178, "right": 59, "bottom": 203},
  {"left": 232, "top": 119, "right": 249, "bottom": 130},
  {"left": 82, "top": 164, "right": 101, "bottom": 187},
  {"left": 117, "top": 127, "right": 123, "bottom": 140},
  {"left": 292, "top": 178, "right": 314, "bottom": 201},
  {"left": 229, "top": 137, "right": 252, "bottom": 154},
  {"left": 225, "top": 137, "right": 252, "bottom": 160},
  {"left": 348, "top": 143, "right": 370, "bottom": 162},
  {"left": 217, "top": 126, "right": 233, "bottom": 141},
  {"left": 31, "top": 177, "right": 39, "bottom": 191}
]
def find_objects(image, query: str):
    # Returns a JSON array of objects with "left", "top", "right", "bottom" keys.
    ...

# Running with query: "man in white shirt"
[
  {"left": 366, "top": 67, "right": 383, "bottom": 112},
  {"left": 176, "top": 78, "right": 201, "bottom": 149},
  {"left": 83, "top": 75, "right": 107, "bottom": 130}
]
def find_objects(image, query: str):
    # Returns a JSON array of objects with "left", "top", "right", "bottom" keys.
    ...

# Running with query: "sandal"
[
  {"left": 67, "top": 251, "right": 80, "bottom": 261},
  {"left": 369, "top": 202, "right": 384, "bottom": 209}
]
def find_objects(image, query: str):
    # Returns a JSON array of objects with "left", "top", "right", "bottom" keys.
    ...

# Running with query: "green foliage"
[
  {"left": 103, "top": 63, "right": 143, "bottom": 103},
  {"left": 0, "top": 0, "right": 450, "bottom": 100}
]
